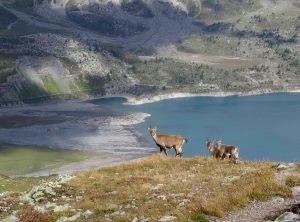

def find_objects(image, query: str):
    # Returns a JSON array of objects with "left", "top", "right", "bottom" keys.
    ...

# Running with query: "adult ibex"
[
  {"left": 148, "top": 126, "right": 188, "bottom": 158},
  {"left": 215, "top": 139, "right": 240, "bottom": 163},
  {"left": 206, "top": 139, "right": 222, "bottom": 160}
]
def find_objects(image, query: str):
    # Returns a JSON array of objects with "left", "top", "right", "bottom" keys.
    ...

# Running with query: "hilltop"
[
  {"left": 0, "top": 0, "right": 299, "bottom": 105},
  {"left": 0, "top": 155, "right": 299, "bottom": 221}
]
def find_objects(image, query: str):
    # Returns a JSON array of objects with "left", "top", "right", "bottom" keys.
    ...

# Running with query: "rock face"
[{"left": 276, "top": 212, "right": 300, "bottom": 222}]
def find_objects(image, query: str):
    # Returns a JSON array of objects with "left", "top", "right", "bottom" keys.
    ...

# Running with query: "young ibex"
[
  {"left": 215, "top": 139, "right": 240, "bottom": 163},
  {"left": 148, "top": 126, "right": 188, "bottom": 158},
  {"left": 206, "top": 139, "right": 222, "bottom": 160}
]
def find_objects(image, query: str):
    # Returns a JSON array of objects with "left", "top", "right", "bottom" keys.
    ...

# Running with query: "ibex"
[
  {"left": 215, "top": 139, "right": 240, "bottom": 163},
  {"left": 148, "top": 126, "right": 188, "bottom": 158},
  {"left": 206, "top": 139, "right": 222, "bottom": 160}
]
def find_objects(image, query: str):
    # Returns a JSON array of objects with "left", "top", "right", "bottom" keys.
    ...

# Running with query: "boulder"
[
  {"left": 83, "top": 210, "right": 93, "bottom": 219},
  {"left": 159, "top": 215, "right": 177, "bottom": 222},
  {"left": 2, "top": 215, "right": 19, "bottom": 222},
  {"left": 276, "top": 212, "right": 300, "bottom": 222},
  {"left": 56, "top": 213, "right": 81, "bottom": 222}
]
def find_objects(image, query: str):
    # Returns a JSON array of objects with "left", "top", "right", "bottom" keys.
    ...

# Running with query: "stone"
[
  {"left": 2, "top": 215, "right": 19, "bottom": 222},
  {"left": 111, "top": 210, "right": 126, "bottom": 216},
  {"left": 56, "top": 213, "right": 81, "bottom": 222},
  {"left": 83, "top": 210, "right": 93, "bottom": 219},
  {"left": 159, "top": 215, "right": 177, "bottom": 222},
  {"left": 221, "top": 176, "right": 240, "bottom": 186},
  {"left": 107, "top": 203, "right": 118, "bottom": 209},
  {"left": 34, "top": 205, "right": 48, "bottom": 213},
  {"left": 0, "top": 192, "right": 9, "bottom": 197},
  {"left": 45, "top": 186, "right": 56, "bottom": 196},
  {"left": 131, "top": 217, "right": 139, "bottom": 222},
  {"left": 276, "top": 212, "right": 300, "bottom": 222},
  {"left": 107, "top": 191, "right": 118, "bottom": 195},
  {"left": 292, "top": 186, "right": 300, "bottom": 197},
  {"left": 277, "top": 164, "right": 290, "bottom": 171},
  {"left": 157, "top": 195, "right": 167, "bottom": 200},
  {"left": 75, "top": 195, "right": 83, "bottom": 201},
  {"left": 150, "top": 184, "right": 164, "bottom": 190},
  {"left": 53, "top": 204, "right": 70, "bottom": 212}
]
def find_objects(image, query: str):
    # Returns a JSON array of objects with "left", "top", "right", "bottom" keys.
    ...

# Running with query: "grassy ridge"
[
  {"left": 0, "top": 155, "right": 299, "bottom": 221},
  {"left": 64, "top": 155, "right": 293, "bottom": 221}
]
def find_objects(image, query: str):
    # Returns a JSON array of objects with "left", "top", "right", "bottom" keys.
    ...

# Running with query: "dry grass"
[
  {"left": 54, "top": 155, "right": 292, "bottom": 222},
  {"left": 285, "top": 175, "right": 300, "bottom": 188}
]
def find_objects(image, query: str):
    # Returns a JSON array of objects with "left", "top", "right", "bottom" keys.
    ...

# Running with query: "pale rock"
[
  {"left": 45, "top": 186, "right": 56, "bottom": 196},
  {"left": 277, "top": 212, "right": 300, "bottom": 222},
  {"left": 56, "top": 213, "right": 81, "bottom": 222},
  {"left": 150, "top": 184, "right": 164, "bottom": 190},
  {"left": 277, "top": 164, "right": 290, "bottom": 170},
  {"left": 157, "top": 195, "right": 167, "bottom": 200},
  {"left": 159, "top": 215, "right": 177, "bottom": 222},
  {"left": 107, "top": 203, "right": 118, "bottom": 209},
  {"left": 75, "top": 195, "right": 83, "bottom": 201},
  {"left": 107, "top": 191, "right": 118, "bottom": 195},
  {"left": 111, "top": 210, "right": 126, "bottom": 216},
  {"left": 34, "top": 205, "right": 48, "bottom": 213},
  {"left": 2, "top": 215, "right": 19, "bottom": 222},
  {"left": 131, "top": 217, "right": 139, "bottom": 222},
  {"left": 53, "top": 204, "right": 70, "bottom": 212},
  {"left": 83, "top": 210, "right": 93, "bottom": 219}
]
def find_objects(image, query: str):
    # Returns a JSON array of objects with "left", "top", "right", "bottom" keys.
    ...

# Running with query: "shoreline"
[
  {"left": 123, "top": 88, "right": 300, "bottom": 105},
  {"left": 0, "top": 101, "right": 155, "bottom": 177},
  {"left": 1, "top": 88, "right": 300, "bottom": 110}
]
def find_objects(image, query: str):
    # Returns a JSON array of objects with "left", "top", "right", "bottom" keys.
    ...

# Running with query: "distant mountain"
[{"left": 0, "top": 0, "right": 299, "bottom": 105}]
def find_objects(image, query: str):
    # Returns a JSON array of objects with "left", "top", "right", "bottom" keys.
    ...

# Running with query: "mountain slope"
[{"left": 0, "top": 0, "right": 299, "bottom": 105}]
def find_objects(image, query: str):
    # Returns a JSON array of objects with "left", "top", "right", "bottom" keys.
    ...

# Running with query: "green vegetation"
[
  {"left": 0, "top": 54, "right": 16, "bottom": 83},
  {"left": 0, "top": 176, "right": 55, "bottom": 193},
  {"left": 192, "top": 212, "right": 208, "bottom": 222},
  {"left": 130, "top": 58, "right": 275, "bottom": 93},
  {"left": 0, "top": 145, "right": 101, "bottom": 176},
  {"left": 194, "top": 0, "right": 262, "bottom": 23},
  {"left": 177, "top": 35, "right": 270, "bottom": 58},
  {"left": 41, "top": 76, "right": 63, "bottom": 95}
]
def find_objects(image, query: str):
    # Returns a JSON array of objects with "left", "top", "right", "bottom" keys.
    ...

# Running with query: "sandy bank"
[
  {"left": 123, "top": 88, "right": 300, "bottom": 105},
  {"left": 0, "top": 101, "right": 154, "bottom": 177}
]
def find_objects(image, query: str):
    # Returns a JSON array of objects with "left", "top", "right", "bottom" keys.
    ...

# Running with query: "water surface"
[{"left": 92, "top": 93, "right": 300, "bottom": 162}]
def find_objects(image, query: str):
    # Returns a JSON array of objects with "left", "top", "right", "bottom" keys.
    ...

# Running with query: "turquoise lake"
[{"left": 91, "top": 93, "right": 300, "bottom": 162}]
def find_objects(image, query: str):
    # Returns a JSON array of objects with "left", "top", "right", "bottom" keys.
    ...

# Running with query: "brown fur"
[
  {"left": 148, "top": 126, "right": 187, "bottom": 158},
  {"left": 216, "top": 139, "right": 239, "bottom": 163},
  {"left": 206, "top": 139, "right": 222, "bottom": 160}
]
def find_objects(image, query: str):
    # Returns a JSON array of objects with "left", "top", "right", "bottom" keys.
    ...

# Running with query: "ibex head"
[
  {"left": 206, "top": 139, "right": 212, "bottom": 146},
  {"left": 148, "top": 125, "right": 157, "bottom": 137},
  {"left": 215, "top": 138, "right": 222, "bottom": 147}
]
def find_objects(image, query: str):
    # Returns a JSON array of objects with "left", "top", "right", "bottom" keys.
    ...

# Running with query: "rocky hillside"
[{"left": 0, "top": 0, "right": 299, "bottom": 105}]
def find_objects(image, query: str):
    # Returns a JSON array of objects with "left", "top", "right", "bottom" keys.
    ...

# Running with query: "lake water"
[{"left": 92, "top": 93, "right": 300, "bottom": 162}]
